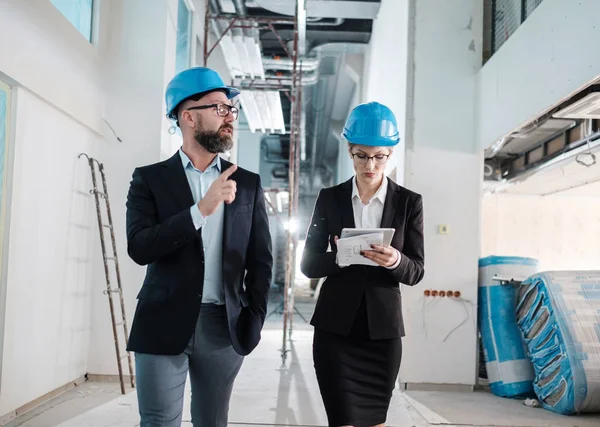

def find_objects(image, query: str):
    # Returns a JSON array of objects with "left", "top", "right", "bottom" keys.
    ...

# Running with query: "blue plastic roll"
[{"left": 478, "top": 256, "right": 538, "bottom": 398}]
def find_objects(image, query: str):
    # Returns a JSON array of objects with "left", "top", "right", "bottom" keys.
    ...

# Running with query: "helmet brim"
[
  {"left": 342, "top": 135, "right": 400, "bottom": 147},
  {"left": 166, "top": 85, "right": 241, "bottom": 119}
]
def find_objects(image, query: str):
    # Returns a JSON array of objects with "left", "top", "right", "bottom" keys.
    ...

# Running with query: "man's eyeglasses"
[
  {"left": 351, "top": 153, "right": 390, "bottom": 165},
  {"left": 186, "top": 103, "right": 239, "bottom": 120}
]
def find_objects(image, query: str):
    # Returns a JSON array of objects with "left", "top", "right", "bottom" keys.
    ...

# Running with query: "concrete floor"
[
  {"left": 6, "top": 328, "right": 600, "bottom": 427},
  {"left": 5, "top": 290, "right": 600, "bottom": 427}
]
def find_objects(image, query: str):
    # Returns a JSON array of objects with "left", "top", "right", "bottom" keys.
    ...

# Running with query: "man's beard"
[{"left": 193, "top": 125, "right": 234, "bottom": 154}]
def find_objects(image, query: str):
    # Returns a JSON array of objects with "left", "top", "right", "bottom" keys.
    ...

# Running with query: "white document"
[
  {"left": 341, "top": 228, "right": 395, "bottom": 247},
  {"left": 336, "top": 232, "right": 384, "bottom": 267}
]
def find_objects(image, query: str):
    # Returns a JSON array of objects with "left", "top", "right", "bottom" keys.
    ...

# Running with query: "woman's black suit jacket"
[{"left": 300, "top": 177, "right": 425, "bottom": 340}]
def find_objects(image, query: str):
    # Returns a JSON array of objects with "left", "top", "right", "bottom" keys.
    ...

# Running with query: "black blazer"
[
  {"left": 125, "top": 152, "right": 273, "bottom": 356},
  {"left": 300, "top": 178, "right": 424, "bottom": 339}
]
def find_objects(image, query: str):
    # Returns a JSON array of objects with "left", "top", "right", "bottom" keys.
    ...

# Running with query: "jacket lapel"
[
  {"left": 380, "top": 179, "right": 400, "bottom": 228},
  {"left": 338, "top": 178, "right": 356, "bottom": 229},
  {"left": 162, "top": 152, "right": 195, "bottom": 210},
  {"left": 220, "top": 158, "right": 237, "bottom": 248}
]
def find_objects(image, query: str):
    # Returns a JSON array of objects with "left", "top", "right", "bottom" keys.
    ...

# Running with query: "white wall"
[
  {"left": 482, "top": 193, "right": 600, "bottom": 272},
  {"left": 0, "top": 0, "right": 106, "bottom": 416},
  {"left": 362, "top": 0, "right": 410, "bottom": 185},
  {"left": 402, "top": 147, "right": 482, "bottom": 386},
  {"left": 0, "top": 89, "right": 101, "bottom": 415},
  {"left": 0, "top": 0, "right": 103, "bottom": 134},
  {"left": 477, "top": 0, "right": 600, "bottom": 148},
  {"left": 0, "top": 0, "right": 200, "bottom": 416},
  {"left": 400, "top": 0, "right": 483, "bottom": 386}
]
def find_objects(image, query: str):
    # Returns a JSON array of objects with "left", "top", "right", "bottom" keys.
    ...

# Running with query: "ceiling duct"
[
  {"left": 210, "top": 0, "right": 265, "bottom": 80},
  {"left": 262, "top": 56, "right": 321, "bottom": 72},
  {"left": 253, "top": 0, "right": 381, "bottom": 19},
  {"left": 486, "top": 86, "right": 600, "bottom": 160},
  {"left": 553, "top": 92, "right": 600, "bottom": 120},
  {"left": 499, "top": 119, "right": 576, "bottom": 156}
]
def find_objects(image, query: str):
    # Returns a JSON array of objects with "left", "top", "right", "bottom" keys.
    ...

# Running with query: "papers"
[
  {"left": 336, "top": 232, "right": 383, "bottom": 267},
  {"left": 341, "top": 227, "right": 395, "bottom": 246}
]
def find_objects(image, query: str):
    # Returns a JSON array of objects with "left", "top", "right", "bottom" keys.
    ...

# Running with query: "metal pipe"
[
  {"left": 204, "top": 0, "right": 210, "bottom": 66},
  {"left": 484, "top": 136, "right": 509, "bottom": 159},
  {"left": 209, "top": 0, "right": 225, "bottom": 33},
  {"left": 231, "top": 0, "right": 252, "bottom": 37},
  {"left": 281, "top": 9, "right": 300, "bottom": 365},
  {"left": 300, "top": 87, "right": 306, "bottom": 161},
  {"left": 297, "top": 0, "right": 306, "bottom": 56},
  {"left": 310, "top": 82, "right": 325, "bottom": 191},
  {"left": 231, "top": 0, "right": 248, "bottom": 14}
]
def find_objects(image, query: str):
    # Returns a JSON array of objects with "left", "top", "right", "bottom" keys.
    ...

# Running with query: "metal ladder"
[{"left": 79, "top": 153, "right": 135, "bottom": 394}]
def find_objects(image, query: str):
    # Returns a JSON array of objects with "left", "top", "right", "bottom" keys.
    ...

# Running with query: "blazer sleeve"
[
  {"left": 300, "top": 189, "right": 343, "bottom": 279},
  {"left": 126, "top": 167, "right": 199, "bottom": 265},
  {"left": 388, "top": 194, "right": 425, "bottom": 285},
  {"left": 243, "top": 176, "right": 273, "bottom": 319}
]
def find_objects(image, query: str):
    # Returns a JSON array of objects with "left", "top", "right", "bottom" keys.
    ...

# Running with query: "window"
[
  {"left": 176, "top": 0, "right": 192, "bottom": 73},
  {"left": 50, "top": 0, "right": 94, "bottom": 42},
  {"left": 483, "top": 0, "right": 546, "bottom": 62}
]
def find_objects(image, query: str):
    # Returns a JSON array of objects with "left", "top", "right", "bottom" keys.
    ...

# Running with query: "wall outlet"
[{"left": 438, "top": 224, "right": 449, "bottom": 234}]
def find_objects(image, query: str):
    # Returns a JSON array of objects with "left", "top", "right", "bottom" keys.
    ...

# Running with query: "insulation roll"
[
  {"left": 516, "top": 271, "right": 600, "bottom": 415},
  {"left": 478, "top": 256, "right": 538, "bottom": 398}
]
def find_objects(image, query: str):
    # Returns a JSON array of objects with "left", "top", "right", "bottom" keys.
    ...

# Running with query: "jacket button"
[{"left": 197, "top": 293, "right": 202, "bottom": 298}]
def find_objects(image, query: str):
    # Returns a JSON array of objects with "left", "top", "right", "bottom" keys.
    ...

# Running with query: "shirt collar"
[
  {"left": 179, "top": 148, "right": 221, "bottom": 173},
  {"left": 352, "top": 175, "right": 388, "bottom": 204}
]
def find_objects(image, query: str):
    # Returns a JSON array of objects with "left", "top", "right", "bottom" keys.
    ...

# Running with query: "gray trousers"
[{"left": 135, "top": 304, "right": 244, "bottom": 427}]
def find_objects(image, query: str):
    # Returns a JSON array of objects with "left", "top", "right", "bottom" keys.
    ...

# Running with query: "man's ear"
[{"left": 178, "top": 109, "right": 194, "bottom": 130}]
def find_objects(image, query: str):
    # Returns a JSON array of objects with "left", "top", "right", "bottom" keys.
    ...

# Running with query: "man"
[{"left": 125, "top": 67, "right": 273, "bottom": 427}]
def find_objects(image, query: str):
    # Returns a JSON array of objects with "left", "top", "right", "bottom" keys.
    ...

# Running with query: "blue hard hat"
[
  {"left": 341, "top": 102, "right": 400, "bottom": 146},
  {"left": 165, "top": 67, "right": 240, "bottom": 119}
]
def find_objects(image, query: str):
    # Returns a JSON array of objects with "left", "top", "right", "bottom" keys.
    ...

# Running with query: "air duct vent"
[{"left": 553, "top": 92, "right": 600, "bottom": 120}]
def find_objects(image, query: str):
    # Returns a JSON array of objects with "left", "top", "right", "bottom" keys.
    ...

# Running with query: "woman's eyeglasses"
[{"left": 351, "top": 153, "right": 390, "bottom": 165}]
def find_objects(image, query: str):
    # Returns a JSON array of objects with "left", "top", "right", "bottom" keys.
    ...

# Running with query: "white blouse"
[{"left": 351, "top": 176, "right": 401, "bottom": 269}]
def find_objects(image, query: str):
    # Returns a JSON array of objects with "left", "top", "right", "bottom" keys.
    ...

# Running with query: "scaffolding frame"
[{"left": 202, "top": 2, "right": 303, "bottom": 365}]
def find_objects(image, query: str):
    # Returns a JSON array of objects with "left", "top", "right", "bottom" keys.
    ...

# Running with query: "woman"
[{"left": 300, "top": 102, "right": 425, "bottom": 427}]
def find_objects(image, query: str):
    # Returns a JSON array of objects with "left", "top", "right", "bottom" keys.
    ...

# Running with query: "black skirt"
[{"left": 313, "top": 296, "right": 402, "bottom": 427}]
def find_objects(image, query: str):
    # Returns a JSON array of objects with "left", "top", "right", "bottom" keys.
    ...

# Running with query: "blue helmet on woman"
[
  {"left": 165, "top": 67, "right": 240, "bottom": 120},
  {"left": 341, "top": 102, "right": 400, "bottom": 147}
]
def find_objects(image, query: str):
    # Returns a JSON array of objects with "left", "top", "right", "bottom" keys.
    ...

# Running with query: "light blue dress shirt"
[{"left": 179, "top": 148, "right": 225, "bottom": 305}]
